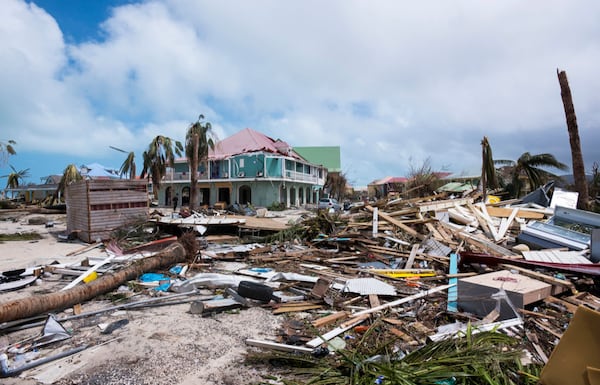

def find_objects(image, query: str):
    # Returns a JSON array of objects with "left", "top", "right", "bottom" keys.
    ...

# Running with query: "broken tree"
[{"left": 0, "top": 242, "right": 187, "bottom": 323}]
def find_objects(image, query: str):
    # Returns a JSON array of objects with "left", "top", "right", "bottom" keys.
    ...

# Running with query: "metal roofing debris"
[{"left": 341, "top": 278, "right": 397, "bottom": 296}]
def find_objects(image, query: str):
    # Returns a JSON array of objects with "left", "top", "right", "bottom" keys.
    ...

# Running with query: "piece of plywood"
[{"left": 540, "top": 306, "right": 600, "bottom": 385}]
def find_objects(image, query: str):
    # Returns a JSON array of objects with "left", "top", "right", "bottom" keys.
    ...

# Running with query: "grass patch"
[{"left": 0, "top": 232, "right": 43, "bottom": 242}]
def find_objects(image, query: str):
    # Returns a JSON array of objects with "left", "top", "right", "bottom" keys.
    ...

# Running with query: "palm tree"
[
  {"left": 51, "top": 164, "right": 83, "bottom": 204},
  {"left": 495, "top": 152, "right": 568, "bottom": 198},
  {"left": 110, "top": 146, "right": 137, "bottom": 179},
  {"left": 0, "top": 140, "right": 17, "bottom": 166},
  {"left": 480, "top": 136, "right": 499, "bottom": 202},
  {"left": 140, "top": 135, "right": 183, "bottom": 200},
  {"left": 119, "top": 152, "right": 137, "bottom": 179},
  {"left": 2, "top": 165, "right": 30, "bottom": 189},
  {"left": 185, "top": 115, "right": 215, "bottom": 211}
]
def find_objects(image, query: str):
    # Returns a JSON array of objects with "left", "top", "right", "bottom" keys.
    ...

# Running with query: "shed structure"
[{"left": 66, "top": 179, "right": 149, "bottom": 243}]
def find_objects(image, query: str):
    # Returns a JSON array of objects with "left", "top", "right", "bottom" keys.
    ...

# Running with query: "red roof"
[
  {"left": 371, "top": 176, "right": 408, "bottom": 185},
  {"left": 209, "top": 128, "right": 304, "bottom": 160}
]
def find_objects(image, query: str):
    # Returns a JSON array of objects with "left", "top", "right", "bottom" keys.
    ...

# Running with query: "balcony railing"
[{"left": 167, "top": 170, "right": 324, "bottom": 184}]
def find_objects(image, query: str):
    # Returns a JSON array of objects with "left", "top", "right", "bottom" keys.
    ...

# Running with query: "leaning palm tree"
[
  {"left": 50, "top": 164, "right": 83, "bottom": 204},
  {"left": 110, "top": 146, "right": 137, "bottom": 179},
  {"left": 0, "top": 140, "right": 17, "bottom": 166},
  {"left": 185, "top": 115, "right": 215, "bottom": 211},
  {"left": 119, "top": 151, "right": 137, "bottom": 179},
  {"left": 140, "top": 135, "right": 183, "bottom": 200},
  {"left": 495, "top": 152, "right": 569, "bottom": 198}
]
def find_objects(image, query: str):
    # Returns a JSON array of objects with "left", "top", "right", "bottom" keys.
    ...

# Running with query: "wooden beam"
[{"left": 365, "top": 205, "right": 424, "bottom": 240}]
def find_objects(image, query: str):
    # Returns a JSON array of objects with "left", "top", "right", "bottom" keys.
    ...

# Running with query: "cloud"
[{"left": 2, "top": 0, "right": 600, "bottom": 186}]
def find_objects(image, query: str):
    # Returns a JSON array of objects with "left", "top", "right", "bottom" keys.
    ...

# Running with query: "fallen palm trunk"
[{"left": 0, "top": 242, "right": 186, "bottom": 324}]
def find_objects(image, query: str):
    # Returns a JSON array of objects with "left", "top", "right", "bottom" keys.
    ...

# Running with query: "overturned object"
[{"left": 540, "top": 306, "right": 600, "bottom": 385}]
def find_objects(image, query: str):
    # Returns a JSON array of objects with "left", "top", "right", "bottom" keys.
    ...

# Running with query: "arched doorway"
[
  {"left": 239, "top": 185, "right": 252, "bottom": 205},
  {"left": 289, "top": 187, "right": 296, "bottom": 207},
  {"left": 182, "top": 187, "right": 190, "bottom": 206}
]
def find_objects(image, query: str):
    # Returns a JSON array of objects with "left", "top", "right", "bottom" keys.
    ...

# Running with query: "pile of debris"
[{"left": 1, "top": 191, "right": 599, "bottom": 384}]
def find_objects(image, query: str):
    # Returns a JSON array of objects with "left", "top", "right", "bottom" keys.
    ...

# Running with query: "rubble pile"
[{"left": 1, "top": 192, "right": 599, "bottom": 384}]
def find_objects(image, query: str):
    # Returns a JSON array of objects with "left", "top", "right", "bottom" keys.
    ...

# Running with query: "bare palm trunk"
[
  {"left": 558, "top": 69, "right": 589, "bottom": 209},
  {"left": 189, "top": 133, "right": 199, "bottom": 212},
  {"left": 0, "top": 243, "right": 186, "bottom": 323}
]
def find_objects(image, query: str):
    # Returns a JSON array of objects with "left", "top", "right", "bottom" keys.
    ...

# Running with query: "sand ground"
[{"left": 0, "top": 210, "right": 284, "bottom": 385}]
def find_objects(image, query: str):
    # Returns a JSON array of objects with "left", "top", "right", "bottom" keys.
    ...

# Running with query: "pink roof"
[
  {"left": 372, "top": 176, "right": 408, "bottom": 185},
  {"left": 209, "top": 128, "right": 304, "bottom": 160}
]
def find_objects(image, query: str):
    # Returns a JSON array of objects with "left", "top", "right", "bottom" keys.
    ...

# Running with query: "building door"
[
  {"left": 165, "top": 186, "right": 172, "bottom": 207},
  {"left": 218, "top": 187, "right": 230, "bottom": 205},
  {"left": 239, "top": 185, "right": 252, "bottom": 205},
  {"left": 200, "top": 188, "right": 210, "bottom": 206},
  {"left": 182, "top": 187, "right": 190, "bottom": 206}
]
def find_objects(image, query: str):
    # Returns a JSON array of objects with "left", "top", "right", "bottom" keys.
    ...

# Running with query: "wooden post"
[{"left": 557, "top": 69, "right": 589, "bottom": 210}]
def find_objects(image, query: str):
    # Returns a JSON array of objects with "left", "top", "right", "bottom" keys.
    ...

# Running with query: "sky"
[{"left": 1, "top": 0, "right": 599, "bottom": 188}]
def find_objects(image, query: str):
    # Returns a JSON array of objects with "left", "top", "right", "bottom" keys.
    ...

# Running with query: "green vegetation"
[
  {"left": 247, "top": 326, "right": 542, "bottom": 385},
  {"left": 0, "top": 232, "right": 43, "bottom": 242}
]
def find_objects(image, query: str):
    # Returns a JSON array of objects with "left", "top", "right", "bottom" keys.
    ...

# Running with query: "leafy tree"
[
  {"left": 2, "top": 165, "right": 30, "bottom": 189},
  {"left": 324, "top": 172, "right": 348, "bottom": 201},
  {"left": 140, "top": 135, "right": 183, "bottom": 200},
  {"left": 185, "top": 115, "right": 215, "bottom": 211},
  {"left": 495, "top": 152, "right": 568, "bottom": 198},
  {"left": 0, "top": 140, "right": 17, "bottom": 166}
]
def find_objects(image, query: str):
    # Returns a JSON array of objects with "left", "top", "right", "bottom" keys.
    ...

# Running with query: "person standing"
[{"left": 172, "top": 193, "right": 179, "bottom": 212}]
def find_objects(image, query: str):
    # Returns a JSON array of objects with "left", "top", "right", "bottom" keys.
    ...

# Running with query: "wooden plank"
[
  {"left": 306, "top": 314, "right": 369, "bottom": 348},
  {"left": 543, "top": 296, "right": 578, "bottom": 314},
  {"left": 311, "top": 311, "right": 349, "bottom": 328},
  {"left": 404, "top": 244, "right": 419, "bottom": 269},
  {"left": 416, "top": 197, "right": 474, "bottom": 213},
  {"left": 368, "top": 294, "right": 380, "bottom": 308},
  {"left": 486, "top": 206, "right": 545, "bottom": 219},
  {"left": 365, "top": 205, "right": 424, "bottom": 240},
  {"left": 496, "top": 207, "right": 519, "bottom": 240},
  {"left": 272, "top": 304, "right": 322, "bottom": 314},
  {"left": 246, "top": 339, "right": 314, "bottom": 354}
]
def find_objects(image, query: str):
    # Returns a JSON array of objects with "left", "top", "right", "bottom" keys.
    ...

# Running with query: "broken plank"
[
  {"left": 246, "top": 339, "right": 314, "bottom": 354},
  {"left": 312, "top": 311, "right": 349, "bottom": 328},
  {"left": 532, "top": 319, "right": 563, "bottom": 339},
  {"left": 416, "top": 197, "right": 474, "bottom": 213},
  {"left": 486, "top": 206, "right": 545, "bottom": 220},
  {"left": 351, "top": 284, "right": 454, "bottom": 318},
  {"left": 306, "top": 314, "right": 370, "bottom": 348},
  {"left": 369, "top": 294, "right": 381, "bottom": 308},
  {"left": 404, "top": 244, "right": 420, "bottom": 269},
  {"left": 365, "top": 205, "right": 424, "bottom": 240},
  {"left": 272, "top": 304, "right": 323, "bottom": 314},
  {"left": 389, "top": 327, "right": 416, "bottom": 344},
  {"left": 543, "top": 296, "right": 579, "bottom": 314}
]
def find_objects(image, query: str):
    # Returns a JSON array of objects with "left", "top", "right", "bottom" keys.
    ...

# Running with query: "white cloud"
[{"left": 2, "top": 0, "right": 600, "bottom": 185}]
